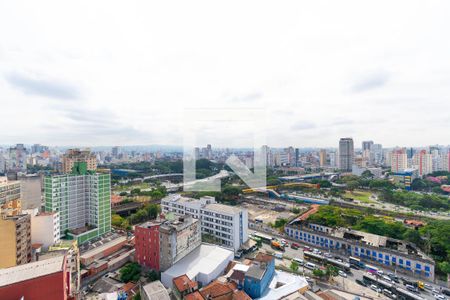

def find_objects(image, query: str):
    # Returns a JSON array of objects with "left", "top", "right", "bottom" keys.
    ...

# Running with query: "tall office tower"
[
  {"left": 111, "top": 146, "right": 120, "bottom": 158},
  {"left": 442, "top": 150, "right": 450, "bottom": 171},
  {"left": 7, "top": 144, "right": 27, "bottom": 173},
  {"left": 206, "top": 144, "right": 212, "bottom": 159},
  {"left": 44, "top": 162, "right": 111, "bottom": 244},
  {"left": 407, "top": 147, "right": 415, "bottom": 159},
  {"left": 61, "top": 148, "right": 97, "bottom": 174},
  {"left": 414, "top": 150, "right": 433, "bottom": 177},
  {"left": 0, "top": 177, "right": 32, "bottom": 268},
  {"left": 295, "top": 148, "right": 300, "bottom": 167},
  {"left": 362, "top": 141, "right": 374, "bottom": 151},
  {"left": 329, "top": 151, "right": 337, "bottom": 167},
  {"left": 319, "top": 149, "right": 327, "bottom": 167},
  {"left": 391, "top": 149, "right": 408, "bottom": 173},
  {"left": 339, "top": 138, "right": 354, "bottom": 172}
]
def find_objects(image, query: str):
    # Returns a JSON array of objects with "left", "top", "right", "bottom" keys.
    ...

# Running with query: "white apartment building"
[
  {"left": 161, "top": 194, "right": 248, "bottom": 251},
  {"left": 391, "top": 149, "right": 408, "bottom": 173},
  {"left": 28, "top": 209, "right": 61, "bottom": 250}
]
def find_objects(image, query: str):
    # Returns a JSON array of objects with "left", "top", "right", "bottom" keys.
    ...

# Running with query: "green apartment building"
[{"left": 44, "top": 163, "right": 111, "bottom": 244}]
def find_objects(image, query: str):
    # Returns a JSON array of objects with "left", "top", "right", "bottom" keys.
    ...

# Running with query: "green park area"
[{"left": 344, "top": 190, "right": 375, "bottom": 203}]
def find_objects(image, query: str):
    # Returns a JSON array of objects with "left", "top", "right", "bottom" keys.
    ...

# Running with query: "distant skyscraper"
[
  {"left": 442, "top": 150, "right": 450, "bottom": 171},
  {"left": 319, "top": 149, "right": 327, "bottom": 167},
  {"left": 339, "top": 138, "right": 354, "bottom": 172},
  {"left": 112, "top": 146, "right": 120, "bottom": 158},
  {"left": 362, "top": 141, "right": 374, "bottom": 151},
  {"left": 372, "top": 144, "right": 383, "bottom": 165}
]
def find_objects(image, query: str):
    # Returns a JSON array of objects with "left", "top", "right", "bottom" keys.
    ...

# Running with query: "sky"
[{"left": 1, "top": 1, "right": 450, "bottom": 148}]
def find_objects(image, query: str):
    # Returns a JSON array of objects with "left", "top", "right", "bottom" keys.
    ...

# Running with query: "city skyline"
[{"left": 1, "top": 1, "right": 450, "bottom": 147}]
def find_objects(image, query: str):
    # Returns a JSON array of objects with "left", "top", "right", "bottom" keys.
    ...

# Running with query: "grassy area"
[
  {"left": 344, "top": 190, "right": 374, "bottom": 203},
  {"left": 112, "top": 182, "right": 152, "bottom": 192}
]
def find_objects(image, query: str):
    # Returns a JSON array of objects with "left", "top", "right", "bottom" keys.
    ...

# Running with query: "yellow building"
[{"left": 0, "top": 214, "right": 32, "bottom": 268}]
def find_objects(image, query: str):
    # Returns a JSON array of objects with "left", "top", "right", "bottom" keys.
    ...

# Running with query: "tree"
[
  {"left": 347, "top": 180, "right": 360, "bottom": 191},
  {"left": 290, "top": 260, "right": 299, "bottom": 272},
  {"left": 325, "top": 265, "right": 339, "bottom": 280},
  {"left": 112, "top": 214, "right": 124, "bottom": 227},
  {"left": 313, "top": 269, "right": 325, "bottom": 278},
  {"left": 361, "top": 170, "right": 374, "bottom": 179},
  {"left": 120, "top": 262, "right": 142, "bottom": 283},
  {"left": 146, "top": 270, "right": 161, "bottom": 282}
]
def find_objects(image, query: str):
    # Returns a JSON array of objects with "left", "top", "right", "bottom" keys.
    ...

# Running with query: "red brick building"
[
  {"left": 0, "top": 254, "right": 70, "bottom": 300},
  {"left": 135, "top": 221, "right": 161, "bottom": 271}
]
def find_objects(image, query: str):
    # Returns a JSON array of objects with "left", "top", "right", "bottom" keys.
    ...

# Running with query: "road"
[{"left": 250, "top": 228, "right": 446, "bottom": 300}]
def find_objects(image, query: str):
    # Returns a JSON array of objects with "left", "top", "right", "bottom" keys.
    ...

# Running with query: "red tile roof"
[
  {"left": 254, "top": 252, "right": 273, "bottom": 263},
  {"left": 185, "top": 291, "right": 204, "bottom": 300},
  {"left": 173, "top": 274, "right": 198, "bottom": 293},
  {"left": 200, "top": 281, "right": 233, "bottom": 299},
  {"left": 232, "top": 290, "right": 252, "bottom": 300}
]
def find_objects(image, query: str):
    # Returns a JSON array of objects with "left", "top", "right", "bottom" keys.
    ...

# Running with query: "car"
[
  {"left": 443, "top": 289, "right": 450, "bottom": 296},
  {"left": 370, "top": 285, "right": 382, "bottom": 293},
  {"left": 424, "top": 284, "right": 432, "bottom": 290},
  {"left": 433, "top": 288, "right": 440, "bottom": 294},
  {"left": 336, "top": 258, "right": 343, "bottom": 262},
  {"left": 291, "top": 242, "right": 301, "bottom": 249},
  {"left": 406, "top": 285, "right": 418, "bottom": 293},
  {"left": 377, "top": 270, "right": 384, "bottom": 276},
  {"left": 303, "top": 246, "right": 312, "bottom": 252},
  {"left": 324, "top": 253, "right": 332, "bottom": 258},
  {"left": 338, "top": 270, "right": 347, "bottom": 278},
  {"left": 434, "top": 294, "right": 446, "bottom": 300},
  {"left": 234, "top": 250, "right": 243, "bottom": 258},
  {"left": 382, "top": 275, "right": 392, "bottom": 282},
  {"left": 281, "top": 239, "right": 288, "bottom": 245}
]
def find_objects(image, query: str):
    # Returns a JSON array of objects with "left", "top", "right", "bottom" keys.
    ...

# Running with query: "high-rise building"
[
  {"left": 44, "top": 162, "right": 111, "bottom": 244},
  {"left": 339, "top": 138, "right": 354, "bottom": 172},
  {"left": 7, "top": 144, "right": 27, "bottom": 173},
  {"left": 319, "top": 149, "right": 327, "bottom": 167},
  {"left": 372, "top": 144, "right": 383, "bottom": 165},
  {"left": 0, "top": 213, "right": 32, "bottom": 268},
  {"left": 61, "top": 148, "right": 97, "bottom": 174},
  {"left": 111, "top": 146, "right": 120, "bottom": 158},
  {"left": 362, "top": 141, "right": 374, "bottom": 151},
  {"left": 442, "top": 150, "right": 450, "bottom": 172},
  {"left": 414, "top": 150, "right": 433, "bottom": 177},
  {"left": 391, "top": 149, "right": 408, "bottom": 173}
]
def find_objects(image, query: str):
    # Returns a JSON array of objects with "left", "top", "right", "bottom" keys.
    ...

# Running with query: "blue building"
[{"left": 244, "top": 253, "right": 275, "bottom": 298}]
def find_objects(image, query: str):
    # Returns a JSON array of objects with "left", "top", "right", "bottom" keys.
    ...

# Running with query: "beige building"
[
  {"left": 319, "top": 149, "right": 327, "bottom": 167},
  {"left": 61, "top": 148, "right": 97, "bottom": 174},
  {"left": 159, "top": 215, "right": 202, "bottom": 271},
  {"left": 0, "top": 213, "right": 32, "bottom": 268},
  {"left": 0, "top": 177, "right": 21, "bottom": 215}
]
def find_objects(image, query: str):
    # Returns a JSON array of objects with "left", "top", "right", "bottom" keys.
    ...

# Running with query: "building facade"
[
  {"left": 29, "top": 210, "right": 61, "bottom": 250},
  {"left": 285, "top": 222, "right": 435, "bottom": 281},
  {"left": 159, "top": 216, "right": 202, "bottom": 271},
  {"left": 61, "top": 148, "right": 97, "bottom": 174},
  {"left": 339, "top": 138, "right": 354, "bottom": 172},
  {"left": 44, "top": 164, "right": 111, "bottom": 244},
  {"left": 0, "top": 213, "right": 32, "bottom": 268},
  {"left": 244, "top": 253, "right": 275, "bottom": 299},
  {"left": 391, "top": 149, "right": 408, "bottom": 173},
  {"left": 135, "top": 221, "right": 161, "bottom": 271},
  {"left": 161, "top": 194, "right": 248, "bottom": 252}
]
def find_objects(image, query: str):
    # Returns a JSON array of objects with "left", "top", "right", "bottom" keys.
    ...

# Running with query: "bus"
[
  {"left": 349, "top": 256, "right": 364, "bottom": 268},
  {"left": 365, "top": 264, "right": 379, "bottom": 274},
  {"left": 254, "top": 232, "right": 273, "bottom": 244},
  {"left": 326, "top": 258, "right": 351, "bottom": 273},
  {"left": 304, "top": 251, "right": 325, "bottom": 263},
  {"left": 363, "top": 274, "right": 394, "bottom": 292},
  {"left": 395, "top": 287, "right": 425, "bottom": 300}
]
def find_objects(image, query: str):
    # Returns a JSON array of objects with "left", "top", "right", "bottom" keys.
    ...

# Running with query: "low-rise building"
[
  {"left": 28, "top": 209, "right": 60, "bottom": 250},
  {"left": 244, "top": 253, "right": 275, "bottom": 299},
  {"left": 285, "top": 221, "right": 435, "bottom": 280},
  {"left": 172, "top": 274, "right": 198, "bottom": 299},
  {"left": 141, "top": 280, "right": 170, "bottom": 300},
  {"left": 0, "top": 254, "right": 71, "bottom": 300},
  {"left": 161, "top": 194, "right": 248, "bottom": 251}
]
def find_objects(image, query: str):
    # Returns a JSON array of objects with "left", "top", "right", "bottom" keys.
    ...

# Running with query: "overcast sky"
[{"left": 1, "top": 1, "right": 450, "bottom": 148}]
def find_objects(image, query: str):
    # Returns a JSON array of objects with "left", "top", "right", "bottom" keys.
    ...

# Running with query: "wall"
[
  {"left": 0, "top": 218, "right": 17, "bottom": 268},
  {"left": 135, "top": 225, "right": 160, "bottom": 271}
]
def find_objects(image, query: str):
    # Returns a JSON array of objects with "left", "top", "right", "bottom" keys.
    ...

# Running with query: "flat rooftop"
[
  {"left": 142, "top": 280, "right": 170, "bottom": 300},
  {"left": 80, "top": 236, "right": 127, "bottom": 259},
  {"left": 203, "top": 203, "right": 243, "bottom": 214},
  {"left": 0, "top": 255, "right": 65, "bottom": 287},
  {"left": 259, "top": 270, "right": 309, "bottom": 300},
  {"left": 162, "top": 244, "right": 233, "bottom": 284}
]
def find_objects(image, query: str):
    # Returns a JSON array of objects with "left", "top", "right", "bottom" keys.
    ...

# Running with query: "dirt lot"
[{"left": 241, "top": 201, "right": 305, "bottom": 224}]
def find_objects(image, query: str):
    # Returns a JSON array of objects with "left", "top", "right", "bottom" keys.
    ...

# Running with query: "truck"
[{"left": 271, "top": 240, "right": 285, "bottom": 251}]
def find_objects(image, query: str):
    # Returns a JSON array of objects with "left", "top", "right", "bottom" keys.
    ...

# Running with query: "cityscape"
[
  {"left": 1, "top": 1, "right": 450, "bottom": 300},
  {"left": 0, "top": 141, "right": 449, "bottom": 300}
]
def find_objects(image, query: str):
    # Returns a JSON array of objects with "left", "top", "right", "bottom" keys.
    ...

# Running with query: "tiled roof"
[
  {"left": 185, "top": 291, "right": 204, "bottom": 300},
  {"left": 200, "top": 281, "right": 233, "bottom": 299},
  {"left": 173, "top": 274, "right": 198, "bottom": 293}
]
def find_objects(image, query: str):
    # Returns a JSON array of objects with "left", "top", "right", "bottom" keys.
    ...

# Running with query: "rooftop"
[
  {"left": 162, "top": 244, "right": 233, "bottom": 286},
  {"left": 80, "top": 236, "right": 127, "bottom": 260},
  {"left": 203, "top": 203, "right": 243, "bottom": 215},
  {"left": 259, "top": 270, "right": 309, "bottom": 300},
  {"left": 173, "top": 274, "right": 198, "bottom": 293},
  {"left": 0, "top": 255, "right": 65, "bottom": 287},
  {"left": 200, "top": 280, "right": 234, "bottom": 299},
  {"left": 141, "top": 280, "right": 170, "bottom": 300},
  {"left": 254, "top": 252, "right": 274, "bottom": 264},
  {"left": 184, "top": 291, "right": 204, "bottom": 300}
]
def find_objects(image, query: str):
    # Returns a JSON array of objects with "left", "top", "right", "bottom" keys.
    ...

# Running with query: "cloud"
[
  {"left": 4, "top": 72, "right": 81, "bottom": 100},
  {"left": 230, "top": 92, "right": 263, "bottom": 103},
  {"left": 291, "top": 121, "right": 317, "bottom": 130},
  {"left": 351, "top": 71, "right": 390, "bottom": 93}
]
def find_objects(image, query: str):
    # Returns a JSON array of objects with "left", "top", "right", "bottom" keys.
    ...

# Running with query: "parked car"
[
  {"left": 293, "top": 258, "right": 304, "bottom": 265},
  {"left": 370, "top": 285, "right": 382, "bottom": 293},
  {"left": 338, "top": 270, "right": 347, "bottom": 278},
  {"left": 291, "top": 242, "right": 300, "bottom": 249}
]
